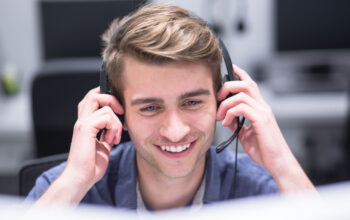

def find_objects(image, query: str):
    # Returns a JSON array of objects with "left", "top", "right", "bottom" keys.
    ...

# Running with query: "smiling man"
[{"left": 27, "top": 3, "right": 316, "bottom": 211}]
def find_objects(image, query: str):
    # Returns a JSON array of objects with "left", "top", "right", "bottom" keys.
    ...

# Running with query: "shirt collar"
[
  {"left": 108, "top": 143, "right": 221, "bottom": 209},
  {"left": 113, "top": 143, "right": 138, "bottom": 209},
  {"left": 136, "top": 171, "right": 206, "bottom": 213},
  {"left": 203, "top": 147, "right": 222, "bottom": 204}
]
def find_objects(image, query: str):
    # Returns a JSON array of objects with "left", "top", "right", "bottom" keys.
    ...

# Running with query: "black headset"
[{"left": 99, "top": 16, "right": 245, "bottom": 154}]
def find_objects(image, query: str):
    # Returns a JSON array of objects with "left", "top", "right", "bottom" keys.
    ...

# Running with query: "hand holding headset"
[{"left": 215, "top": 38, "right": 245, "bottom": 153}]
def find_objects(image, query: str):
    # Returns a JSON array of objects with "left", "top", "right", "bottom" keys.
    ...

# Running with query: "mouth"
[
  {"left": 160, "top": 143, "right": 190, "bottom": 153},
  {"left": 155, "top": 141, "right": 195, "bottom": 158}
]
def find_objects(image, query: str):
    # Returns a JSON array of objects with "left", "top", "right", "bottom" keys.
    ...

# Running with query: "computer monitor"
[
  {"left": 39, "top": 0, "right": 146, "bottom": 60},
  {"left": 271, "top": 0, "right": 350, "bottom": 93},
  {"left": 275, "top": 0, "right": 350, "bottom": 53}
]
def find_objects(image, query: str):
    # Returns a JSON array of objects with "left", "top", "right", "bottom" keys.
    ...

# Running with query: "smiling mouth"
[{"left": 159, "top": 143, "right": 191, "bottom": 153}]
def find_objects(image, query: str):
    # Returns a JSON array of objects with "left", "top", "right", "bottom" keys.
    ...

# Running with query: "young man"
[{"left": 27, "top": 3, "right": 315, "bottom": 210}]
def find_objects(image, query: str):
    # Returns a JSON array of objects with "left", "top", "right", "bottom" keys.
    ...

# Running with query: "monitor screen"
[
  {"left": 275, "top": 0, "right": 350, "bottom": 52},
  {"left": 40, "top": 0, "right": 146, "bottom": 60}
]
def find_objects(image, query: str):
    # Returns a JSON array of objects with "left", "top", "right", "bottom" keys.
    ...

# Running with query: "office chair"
[
  {"left": 31, "top": 59, "right": 99, "bottom": 157},
  {"left": 31, "top": 58, "right": 130, "bottom": 158},
  {"left": 18, "top": 153, "right": 68, "bottom": 196}
]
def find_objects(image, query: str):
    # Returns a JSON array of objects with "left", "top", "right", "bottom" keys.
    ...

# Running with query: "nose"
[{"left": 159, "top": 111, "right": 190, "bottom": 143}]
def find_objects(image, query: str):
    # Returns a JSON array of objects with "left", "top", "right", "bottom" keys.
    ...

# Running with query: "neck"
[{"left": 136, "top": 155, "right": 206, "bottom": 211}]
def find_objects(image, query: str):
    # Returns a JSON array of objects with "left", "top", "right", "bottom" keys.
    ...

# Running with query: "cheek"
[
  {"left": 188, "top": 105, "right": 217, "bottom": 134},
  {"left": 124, "top": 110, "right": 156, "bottom": 141}
]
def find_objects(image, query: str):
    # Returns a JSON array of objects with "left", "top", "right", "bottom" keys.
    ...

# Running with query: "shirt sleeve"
[
  {"left": 24, "top": 162, "right": 66, "bottom": 202},
  {"left": 235, "top": 155, "right": 279, "bottom": 197}
]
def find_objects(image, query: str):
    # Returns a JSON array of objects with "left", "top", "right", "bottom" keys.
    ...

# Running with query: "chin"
[
  {"left": 158, "top": 157, "right": 204, "bottom": 179},
  {"left": 159, "top": 167, "right": 194, "bottom": 179}
]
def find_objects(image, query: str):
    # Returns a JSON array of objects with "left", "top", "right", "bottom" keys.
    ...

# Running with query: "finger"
[
  {"left": 96, "top": 139, "right": 111, "bottom": 158},
  {"left": 236, "top": 124, "right": 259, "bottom": 157},
  {"left": 94, "top": 107, "right": 123, "bottom": 145},
  {"left": 221, "top": 103, "right": 259, "bottom": 127},
  {"left": 98, "top": 130, "right": 118, "bottom": 152},
  {"left": 99, "top": 130, "right": 107, "bottom": 143},
  {"left": 103, "top": 123, "right": 120, "bottom": 146},
  {"left": 217, "top": 92, "right": 262, "bottom": 121},
  {"left": 77, "top": 106, "right": 122, "bottom": 146},
  {"left": 113, "top": 127, "right": 122, "bottom": 145},
  {"left": 89, "top": 86, "right": 101, "bottom": 93},
  {"left": 78, "top": 87, "right": 100, "bottom": 116},
  {"left": 79, "top": 91, "right": 124, "bottom": 118},
  {"left": 217, "top": 80, "right": 260, "bottom": 102},
  {"left": 237, "top": 124, "right": 253, "bottom": 142},
  {"left": 226, "top": 117, "right": 239, "bottom": 132},
  {"left": 232, "top": 64, "right": 253, "bottom": 81},
  {"left": 81, "top": 87, "right": 101, "bottom": 103},
  {"left": 94, "top": 141, "right": 111, "bottom": 176}
]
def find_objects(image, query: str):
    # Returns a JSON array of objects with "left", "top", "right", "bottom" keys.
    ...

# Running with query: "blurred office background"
[{"left": 0, "top": 0, "right": 349, "bottom": 196}]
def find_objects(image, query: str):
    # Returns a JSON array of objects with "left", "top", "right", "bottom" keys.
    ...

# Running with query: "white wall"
[
  {"left": 0, "top": 0, "right": 274, "bottom": 93},
  {"left": 0, "top": 0, "right": 41, "bottom": 92},
  {"left": 152, "top": 0, "right": 274, "bottom": 74}
]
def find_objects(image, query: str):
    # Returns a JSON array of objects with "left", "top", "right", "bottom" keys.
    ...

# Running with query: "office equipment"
[
  {"left": 18, "top": 153, "right": 68, "bottom": 197},
  {"left": 272, "top": 0, "right": 350, "bottom": 93},
  {"left": 31, "top": 59, "right": 100, "bottom": 157},
  {"left": 275, "top": 0, "right": 350, "bottom": 52},
  {"left": 39, "top": 0, "right": 146, "bottom": 60},
  {"left": 31, "top": 58, "right": 131, "bottom": 158},
  {"left": 32, "top": 0, "right": 146, "bottom": 157}
]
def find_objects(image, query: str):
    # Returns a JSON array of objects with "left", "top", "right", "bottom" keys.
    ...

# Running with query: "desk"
[
  {"left": 262, "top": 85, "right": 349, "bottom": 182},
  {"left": 0, "top": 93, "right": 32, "bottom": 174},
  {"left": 260, "top": 84, "right": 348, "bottom": 125}
]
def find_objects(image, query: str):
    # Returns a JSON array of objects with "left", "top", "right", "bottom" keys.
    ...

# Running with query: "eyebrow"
[
  {"left": 130, "top": 88, "right": 210, "bottom": 106},
  {"left": 131, "top": 98, "right": 164, "bottom": 106},
  {"left": 179, "top": 88, "right": 210, "bottom": 100}
]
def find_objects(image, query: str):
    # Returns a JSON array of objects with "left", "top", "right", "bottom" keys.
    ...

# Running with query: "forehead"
[{"left": 122, "top": 56, "right": 215, "bottom": 101}]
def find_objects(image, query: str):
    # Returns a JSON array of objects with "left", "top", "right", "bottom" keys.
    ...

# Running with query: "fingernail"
[{"left": 222, "top": 119, "right": 228, "bottom": 126}]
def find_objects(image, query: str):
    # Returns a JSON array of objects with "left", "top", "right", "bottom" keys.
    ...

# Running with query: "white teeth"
[{"left": 160, "top": 143, "right": 190, "bottom": 153}]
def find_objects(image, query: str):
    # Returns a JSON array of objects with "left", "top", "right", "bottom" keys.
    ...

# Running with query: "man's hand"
[
  {"left": 35, "top": 87, "right": 124, "bottom": 206},
  {"left": 216, "top": 65, "right": 316, "bottom": 193}
]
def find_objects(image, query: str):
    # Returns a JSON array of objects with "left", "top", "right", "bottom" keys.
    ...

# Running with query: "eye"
[
  {"left": 186, "top": 100, "right": 199, "bottom": 106},
  {"left": 139, "top": 104, "right": 164, "bottom": 116},
  {"left": 183, "top": 100, "right": 202, "bottom": 107},
  {"left": 140, "top": 105, "right": 158, "bottom": 112}
]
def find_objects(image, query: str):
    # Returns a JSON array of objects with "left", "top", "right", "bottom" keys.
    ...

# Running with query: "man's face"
[{"left": 122, "top": 55, "right": 217, "bottom": 179}]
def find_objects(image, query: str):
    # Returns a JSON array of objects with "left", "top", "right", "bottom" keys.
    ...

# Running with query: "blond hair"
[{"left": 101, "top": 3, "right": 222, "bottom": 101}]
